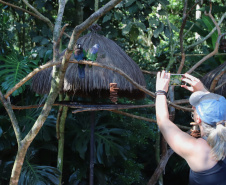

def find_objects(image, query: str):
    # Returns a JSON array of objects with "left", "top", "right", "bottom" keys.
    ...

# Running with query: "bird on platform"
[
  {"left": 86, "top": 44, "right": 100, "bottom": 67},
  {"left": 73, "top": 44, "right": 85, "bottom": 78}
]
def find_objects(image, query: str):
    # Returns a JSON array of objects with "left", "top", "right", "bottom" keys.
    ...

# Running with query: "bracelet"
[{"left": 155, "top": 90, "right": 167, "bottom": 97}]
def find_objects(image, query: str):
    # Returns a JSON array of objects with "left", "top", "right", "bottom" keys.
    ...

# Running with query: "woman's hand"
[
  {"left": 156, "top": 71, "right": 170, "bottom": 92},
  {"left": 181, "top": 73, "right": 209, "bottom": 93}
]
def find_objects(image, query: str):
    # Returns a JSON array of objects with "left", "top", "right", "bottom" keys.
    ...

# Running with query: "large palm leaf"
[
  {"left": 0, "top": 52, "right": 39, "bottom": 96},
  {"left": 19, "top": 162, "right": 61, "bottom": 185},
  {"left": 66, "top": 112, "right": 127, "bottom": 164},
  {"left": 18, "top": 148, "right": 61, "bottom": 185}
]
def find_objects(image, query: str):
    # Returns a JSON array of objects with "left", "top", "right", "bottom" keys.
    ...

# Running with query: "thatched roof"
[
  {"left": 31, "top": 30, "right": 146, "bottom": 100},
  {"left": 201, "top": 61, "right": 226, "bottom": 97}
]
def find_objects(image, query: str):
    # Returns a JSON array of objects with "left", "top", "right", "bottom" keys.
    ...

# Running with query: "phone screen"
[{"left": 170, "top": 74, "right": 183, "bottom": 86}]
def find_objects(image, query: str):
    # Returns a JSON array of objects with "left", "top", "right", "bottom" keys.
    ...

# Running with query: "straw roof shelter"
[
  {"left": 201, "top": 61, "right": 226, "bottom": 97},
  {"left": 31, "top": 28, "right": 146, "bottom": 101}
]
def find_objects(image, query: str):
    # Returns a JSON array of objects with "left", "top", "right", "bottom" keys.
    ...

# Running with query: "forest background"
[{"left": 0, "top": 0, "right": 225, "bottom": 185}]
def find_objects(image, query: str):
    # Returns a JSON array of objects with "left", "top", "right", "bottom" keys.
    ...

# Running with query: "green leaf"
[
  {"left": 158, "top": 9, "right": 167, "bottom": 15},
  {"left": 130, "top": 26, "right": 139, "bottom": 41},
  {"left": 128, "top": 4, "right": 139, "bottom": 14},
  {"left": 136, "top": 1, "right": 143, "bottom": 9},
  {"left": 32, "top": 36, "right": 43, "bottom": 42},
  {"left": 153, "top": 22, "right": 164, "bottom": 38},
  {"left": 148, "top": 0, "right": 156, "bottom": 5},
  {"left": 43, "top": 50, "right": 53, "bottom": 63},
  {"left": 0, "top": 52, "right": 37, "bottom": 96},
  {"left": 41, "top": 38, "right": 49, "bottom": 45},
  {"left": 114, "top": 11, "right": 123, "bottom": 20},
  {"left": 202, "top": 15, "right": 218, "bottom": 48},
  {"left": 198, "top": 5, "right": 226, "bottom": 14},
  {"left": 102, "top": 13, "right": 112, "bottom": 23},
  {"left": 19, "top": 163, "right": 61, "bottom": 185},
  {"left": 164, "top": 25, "right": 171, "bottom": 38},
  {"left": 149, "top": 17, "right": 159, "bottom": 27},
  {"left": 135, "top": 22, "right": 146, "bottom": 30},
  {"left": 125, "top": 0, "right": 136, "bottom": 7},
  {"left": 169, "top": 22, "right": 179, "bottom": 32},
  {"left": 122, "top": 22, "right": 133, "bottom": 35},
  {"left": 185, "top": 20, "right": 208, "bottom": 37}
]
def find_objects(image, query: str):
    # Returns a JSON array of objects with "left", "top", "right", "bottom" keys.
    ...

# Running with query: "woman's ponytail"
[{"left": 203, "top": 121, "right": 226, "bottom": 160}]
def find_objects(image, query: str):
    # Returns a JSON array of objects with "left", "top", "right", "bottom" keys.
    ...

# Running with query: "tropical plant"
[
  {"left": 0, "top": 4, "right": 15, "bottom": 55},
  {"left": 0, "top": 51, "right": 39, "bottom": 96},
  {"left": 66, "top": 112, "right": 127, "bottom": 164},
  {"left": 18, "top": 148, "right": 61, "bottom": 185}
]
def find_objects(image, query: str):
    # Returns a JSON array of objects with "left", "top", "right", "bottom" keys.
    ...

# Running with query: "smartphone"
[{"left": 170, "top": 74, "right": 183, "bottom": 86}]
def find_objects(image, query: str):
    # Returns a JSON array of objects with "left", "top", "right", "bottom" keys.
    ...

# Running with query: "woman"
[{"left": 155, "top": 71, "right": 226, "bottom": 185}]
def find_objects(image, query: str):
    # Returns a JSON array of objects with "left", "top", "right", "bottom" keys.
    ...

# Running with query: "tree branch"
[
  {"left": 70, "top": 60, "right": 193, "bottom": 112},
  {"left": 187, "top": 33, "right": 226, "bottom": 74},
  {"left": 0, "top": 91, "right": 21, "bottom": 148},
  {"left": 177, "top": 1, "right": 199, "bottom": 74},
  {"left": 186, "top": 4, "right": 226, "bottom": 74},
  {"left": 215, "top": 81, "right": 226, "bottom": 91},
  {"left": 210, "top": 67, "right": 226, "bottom": 92},
  {"left": 22, "top": 0, "right": 54, "bottom": 30},
  {"left": 0, "top": 0, "right": 42, "bottom": 20},
  {"left": 185, "top": 12, "right": 226, "bottom": 51},
  {"left": 147, "top": 148, "right": 174, "bottom": 185}
]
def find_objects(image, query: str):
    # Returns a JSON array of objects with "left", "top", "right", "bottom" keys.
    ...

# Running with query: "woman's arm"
[{"left": 155, "top": 71, "right": 197, "bottom": 158}]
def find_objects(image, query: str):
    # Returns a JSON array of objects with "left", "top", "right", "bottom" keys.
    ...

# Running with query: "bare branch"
[
  {"left": 187, "top": 33, "right": 226, "bottom": 74},
  {"left": 55, "top": 24, "right": 69, "bottom": 52},
  {"left": 10, "top": 99, "right": 190, "bottom": 110},
  {"left": 0, "top": 91, "right": 21, "bottom": 147},
  {"left": 147, "top": 148, "right": 174, "bottom": 185},
  {"left": 0, "top": 0, "right": 42, "bottom": 20},
  {"left": 22, "top": 0, "right": 54, "bottom": 30},
  {"left": 185, "top": 12, "right": 226, "bottom": 51},
  {"left": 215, "top": 81, "right": 226, "bottom": 91},
  {"left": 210, "top": 67, "right": 226, "bottom": 92},
  {"left": 204, "top": 2, "right": 221, "bottom": 36},
  {"left": 71, "top": 104, "right": 154, "bottom": 114},
  {"left": 186, "top": 2, "right": 226, "bottom": 74},
  {"left": 142, "top": 70, "right": 158, "bottom": 75},
  {"left": 177, "top": 1, "right": 199, "bottom": 74}
]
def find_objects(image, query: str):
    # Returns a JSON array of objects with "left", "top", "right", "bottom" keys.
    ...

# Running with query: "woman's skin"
[{"left": 155, "top": 71, "right": 217, "bottom": 172}]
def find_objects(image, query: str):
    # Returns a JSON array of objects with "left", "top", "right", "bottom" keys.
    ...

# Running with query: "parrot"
[
  {"left": 86, "top": 44, "right": 100, "bottom": 67},
  {"left": 74, "top": 44, "right": 85, "bottom": 78}
]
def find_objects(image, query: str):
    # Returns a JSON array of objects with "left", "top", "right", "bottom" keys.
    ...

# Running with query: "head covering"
[{"left": 189, "top": 91, "right": 226, "bottom": 126}]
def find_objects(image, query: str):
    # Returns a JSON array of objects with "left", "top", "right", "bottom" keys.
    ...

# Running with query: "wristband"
[{"left": 155, "top": 90, "right": 167, "bottom": 97}]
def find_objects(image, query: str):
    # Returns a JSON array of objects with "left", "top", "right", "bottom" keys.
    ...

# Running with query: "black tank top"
[{"left": 189, "top": 158, "right": 226, "bottom": 185}]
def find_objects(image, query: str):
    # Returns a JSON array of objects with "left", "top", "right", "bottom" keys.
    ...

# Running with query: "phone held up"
[{"left": 169, "top": 74, "right": 184, "bottom": 86}]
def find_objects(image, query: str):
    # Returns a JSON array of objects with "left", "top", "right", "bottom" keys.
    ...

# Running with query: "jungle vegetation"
[{"left": 0, "top": 0, "right": 225, "bottom": 185}]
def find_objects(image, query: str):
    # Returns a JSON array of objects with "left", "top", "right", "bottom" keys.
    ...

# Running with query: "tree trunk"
[
  {"left": 9, "top": 142, "right": 30, "bottom": 185},
  {"left": 147, "top": 148, "right": 174, "bottom": 185},
  {"left": 57, "top": 95, "right": 70, "bottom": 184}
]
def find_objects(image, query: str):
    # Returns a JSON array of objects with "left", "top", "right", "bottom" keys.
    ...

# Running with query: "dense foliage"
[{"left": 0, "top": 0, "right": 225, "bottom": 184}]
